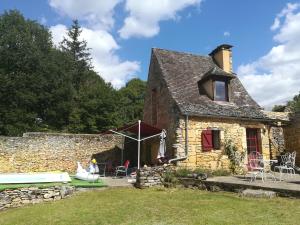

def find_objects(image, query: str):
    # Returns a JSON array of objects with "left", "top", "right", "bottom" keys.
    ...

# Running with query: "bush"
[
  {"left": 166, "top": 167, "right": 231, "bottom": 180},
  {"left": 211, "top": 169, "right": 231, "bottom": 176},
  {"left": 162, "top": 171, "right": 178, "bottom": 185},
  {"left": 175, "top": 168, "right": 193, "bottom": 177}
]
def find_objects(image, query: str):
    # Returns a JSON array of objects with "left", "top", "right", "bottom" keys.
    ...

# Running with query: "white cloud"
[
  {"left": 237, "top": 3, "right": 300, "bottom": 109},
  {"left": 40, "top": 16, "right": 47, "bottom": 25},
  {"left": 119, "top": 0, "right": 202, "bottom": 39},
  {"left": 223, "top": 31, "right": 230, "bottom": 37},
  {"left": 49, "top": 0, "right": 121, "bottom": 30},
  {"left": 50, "top": 24, "right": 140, "bottom": 88}
]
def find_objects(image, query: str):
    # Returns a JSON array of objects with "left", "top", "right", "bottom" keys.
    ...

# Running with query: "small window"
[
  {"left": 214, "top": 80, "right": 228, "bottom": 101},
  {"left": 201, "top": 130, "right": 221, "bottom": 151}
]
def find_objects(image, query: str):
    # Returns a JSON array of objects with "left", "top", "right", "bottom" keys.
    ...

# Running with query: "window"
[
  {"left": 151, "top": 89, "right": 157, "bottom": 125},
  {"left": 201, "top": 130, "right": 220, "bottom": 151},
  {"left": 214, "top": 80, "right": 228, "bottom": 101}
]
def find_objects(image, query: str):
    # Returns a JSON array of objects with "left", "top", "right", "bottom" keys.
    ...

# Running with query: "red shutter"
[{"left": 202, "top": 130, "right": 213, "bottom": 151}]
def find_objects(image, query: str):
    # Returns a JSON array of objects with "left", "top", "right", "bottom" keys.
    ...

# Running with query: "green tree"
[
  {"left": 272, "top": 105, "right": 286, "bottom": 112},
  {"left": 286, "top": 92, "right": 300, "bottom": 112},
  {"left": 118, "top": 78, "right": 147, "bottom": 124},
  {"left": 60, "top": 20, "right": 92, "bottom": 90},
  {"left": 0, "top": 11, "right": 147, "bottom": 136},
  {"left": 0, "top": 10, "right": 53, "bottom": 135}
]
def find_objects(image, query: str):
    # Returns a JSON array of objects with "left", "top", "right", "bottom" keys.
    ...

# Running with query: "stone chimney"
[{"left": 209, "top": 44, "right": 233, "bottom": 73}]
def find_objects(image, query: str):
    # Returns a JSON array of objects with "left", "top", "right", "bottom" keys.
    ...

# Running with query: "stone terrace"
[{"left": 204, "top": 173, "right": 300, "bottom": 198}]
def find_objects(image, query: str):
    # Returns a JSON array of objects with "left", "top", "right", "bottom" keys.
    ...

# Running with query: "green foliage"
[
  {"left": 162, "top": 171, "right": 178, "bottom": 185},
  {"left": 0, "top": 10, "right": 54, "bottom": 135},
  {"left": 272, "top": 105, "right": 286, "bottom": 112},
  {"left": 224, "top": 139, "right": 246, "bottom": 174},
  {"left": 211, "top": 169, "right": 231, "bottom": 176},
  {"left": 175, "top": 168, "right": 193, "bottom": 177},
  {"left": 272, "top": 92, "right": 300, "bottom": 113},
  {"left": 0, "top": 11, "right": 146, "bottom": 136},
  {"left": 175, "top": 167, "right": 230, "bottom": 178},
  {"left": 286, "top": 92, "right": 300, "bottom": 112},
  {"left": 118, "top": 78, "right": 147, "bottom": 124}
]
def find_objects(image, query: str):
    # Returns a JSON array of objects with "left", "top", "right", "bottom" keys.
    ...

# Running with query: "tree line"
[
  {"left": 0, "top": 10, "right": 146, "bottom": 136},
  {"left": 272, "top": 93, "right": 300, "bottom": 112}
]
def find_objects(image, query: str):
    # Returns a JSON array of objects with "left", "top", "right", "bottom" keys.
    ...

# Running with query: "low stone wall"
[
  {"left": 0, "top": 186, "right": 75, "bottom": 210},
  {"left": 0, "top": 132, "right": 123, "bottom": 173},
  {"left": 136, "top": 166, "right": 173, "bottom": 188}
]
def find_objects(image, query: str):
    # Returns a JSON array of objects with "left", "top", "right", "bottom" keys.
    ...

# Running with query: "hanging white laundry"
[{"left": 157, "top": 129, "right": 167, "bottom": 158}]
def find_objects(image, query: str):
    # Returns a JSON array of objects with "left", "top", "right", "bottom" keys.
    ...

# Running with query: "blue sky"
[{"left": 1, "top": 0, "right": 300, "bottom": 108}]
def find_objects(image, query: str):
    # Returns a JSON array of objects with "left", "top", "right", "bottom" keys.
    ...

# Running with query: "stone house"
[{"left": 142, "top": 44, "right": 289, "bottom": 170}]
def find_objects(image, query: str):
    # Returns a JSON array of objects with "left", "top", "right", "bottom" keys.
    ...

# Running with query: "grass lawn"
[
  {"left": 1, "top": 188, "right": 300, "bottom": 225},
  {"left": 0, "top": 177, "right": 106, "bottom": 191}
]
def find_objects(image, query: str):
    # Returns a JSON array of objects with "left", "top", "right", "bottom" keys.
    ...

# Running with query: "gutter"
[{"left": 169, "top": 115, "right": 189, "bottom": 164}]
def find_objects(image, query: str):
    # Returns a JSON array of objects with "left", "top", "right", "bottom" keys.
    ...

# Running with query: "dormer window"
[
  {"left": 198, "top": 67, "right": 234, "bottom": 102},
  {"left": 214, "top": 80, "right": 228, "bottom": 101}
]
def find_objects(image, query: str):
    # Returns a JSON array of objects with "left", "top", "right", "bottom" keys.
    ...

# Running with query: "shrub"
[
  {"left": 162, "top": 171, "right": 178, "bottom": 185},
  {"left": 224, "top": 139, "right": 246, "bottom": 174},
  {"left": 211, "top": 169, "right": 231, "bottom": 176},
  {"left": 175, "top": 168, "right": 193, "bottom": 177}
]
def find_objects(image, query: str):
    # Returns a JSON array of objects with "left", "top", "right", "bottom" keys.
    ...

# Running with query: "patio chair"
[
  {"left": 115, "top": 160, "right": 130, "bottom": 177},
  {"left": 97, "top": 163, "right": 107, "bottom": 177},
  {"left": 247, "top": 152, "right": 264, "bottom": 182},
  {"left": 274, "top": 152, "right": 296, "bottom": 180}
]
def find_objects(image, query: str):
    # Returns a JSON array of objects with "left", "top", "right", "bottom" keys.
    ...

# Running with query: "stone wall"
[
  {"left": 284, "top": 112, "right": 300, "bottom": 164},
  {"left": 143, "top": 53, "right": 180, "bottom": 160},
  {"left": 0, "top": 186, "right": 74, "bottom": 210},
  {"left": 136, "top": 166, "right": 171, "bottom": 188},
  {"left": 175, "top": 117, "right": 271, "bottom": 170},
  {"left": 0, "top": 132, "right": 123, "bottom": 173},
  {"left": 269, "top": 126, "right": 285, "bottom": 158}
]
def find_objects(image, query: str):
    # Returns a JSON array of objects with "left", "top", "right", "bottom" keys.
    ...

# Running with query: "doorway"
[{"left": 246, "top": 128, "right": 260, "bottom": 154}]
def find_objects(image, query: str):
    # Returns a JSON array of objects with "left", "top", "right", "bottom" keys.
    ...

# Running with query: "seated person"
[{"left": 88, "top": 158, "right": 99, "bottom": 174}]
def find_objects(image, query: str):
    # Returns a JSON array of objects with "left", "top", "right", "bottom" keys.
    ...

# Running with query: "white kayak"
[{"left": 0, "top": 172, "right": 71, "bottom": 184}]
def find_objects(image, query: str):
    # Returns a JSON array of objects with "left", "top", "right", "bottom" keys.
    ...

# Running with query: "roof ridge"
[{"left": 152, "top": 47, "right": 211, "bottom": 59}]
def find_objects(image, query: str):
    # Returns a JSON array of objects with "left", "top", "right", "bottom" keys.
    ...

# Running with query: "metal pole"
[
  {"left": 121, "top": 136, "right": 124, "bottom": 165},
  {"left": 138, "top": 120, "right": 141, "bottom": 169}
]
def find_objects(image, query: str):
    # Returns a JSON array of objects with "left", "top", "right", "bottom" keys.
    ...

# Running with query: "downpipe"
[{"left": 168, "top": 114, "right": 189, "bottom": 164}]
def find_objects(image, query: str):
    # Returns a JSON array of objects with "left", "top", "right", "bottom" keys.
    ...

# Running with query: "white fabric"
[
  {"left": 157, "top": 129, "right": 167, "bottom": 158},
  {"left": 88, "top": 163, "right": 99, "bottom": 173}
]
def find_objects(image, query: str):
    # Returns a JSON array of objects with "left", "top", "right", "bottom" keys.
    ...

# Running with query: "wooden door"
[{"left": 246, "top": 128, "right": 260, "bottom": 154}]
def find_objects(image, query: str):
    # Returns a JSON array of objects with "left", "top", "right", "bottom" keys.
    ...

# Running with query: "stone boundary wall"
[
  {"left": 0, "top": 186, "right": 74, "bottom": 210},
  {"left": 284, "top": 112, "right": 300, "bottom": 165},
  {"left": 136, "top": 166, "right": 172, "bottom": 188},
  {"left": 0, "top": 132, "right": 123, "bottom": 173}
]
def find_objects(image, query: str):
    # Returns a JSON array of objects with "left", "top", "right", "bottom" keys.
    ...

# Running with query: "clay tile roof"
[{"left": 152, "top": 48, "right": 271, "bottom": 121}]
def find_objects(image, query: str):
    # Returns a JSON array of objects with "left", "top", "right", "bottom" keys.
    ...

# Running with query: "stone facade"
[
  {"left": 143, "top": 53, "right": 179, "bottom": 160},
  {"left": 0, "top": 132, "right": 123, "bottom": 173},
  {"left": 269, "top": 126, "right": 285, "bottom": 158},
  {"left": 175, "top": 117, "right": 271, "bottom": 170},
  {"left": 284, "top": 112, "right": 300, "bottom": 164},
  {"left": 0, "top": 186, "right": 74, "bottom": 210}
]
